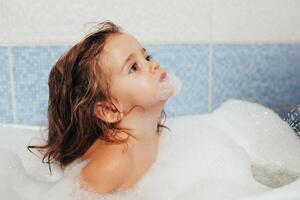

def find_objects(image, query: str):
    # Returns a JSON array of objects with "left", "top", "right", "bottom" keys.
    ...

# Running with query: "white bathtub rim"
[{"left": 0, "top": 122, "right": 47, "bottom": 131}]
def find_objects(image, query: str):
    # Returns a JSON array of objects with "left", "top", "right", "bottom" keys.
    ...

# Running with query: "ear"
[{"left": 93, "top": 101, "right": 123, "bottom": 123}]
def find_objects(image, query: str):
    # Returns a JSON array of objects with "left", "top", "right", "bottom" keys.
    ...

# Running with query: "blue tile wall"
[
  {"left": 0, "top": 43, "right": 299, "bottom": 126},
  {"left": 12, "top": 46, "right": 69, "bottom": 125},
  {"left": 212, "top": 44, "right": 300, "bottom": 116},
  {"left": 0, "top": 47, "right": 13, "bottom": 123},
  {"left": 145, "top": 44, "right": 209, "bottom": 118}
]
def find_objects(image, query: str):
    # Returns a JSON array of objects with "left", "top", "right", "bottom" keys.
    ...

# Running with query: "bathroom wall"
[{"left": 0, "top": 0, "right": 300, "bottom": 126}]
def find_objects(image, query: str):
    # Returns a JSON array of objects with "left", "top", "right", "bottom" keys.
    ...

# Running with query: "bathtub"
[{"left": 0, "top": 99, "right": 300, "bottom": 200}]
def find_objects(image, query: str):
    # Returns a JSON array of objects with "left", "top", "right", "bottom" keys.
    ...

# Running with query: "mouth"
[{"left": 159, "top": 71, "right": 167, "bottom": 82}]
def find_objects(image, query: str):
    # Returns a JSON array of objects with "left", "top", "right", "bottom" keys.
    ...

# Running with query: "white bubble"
[
  {"left": 157, "top": 72, "right": 182, "bottom": 101},
  {"left": 1, "top": 100, "right": 300, "bottom": 200}
]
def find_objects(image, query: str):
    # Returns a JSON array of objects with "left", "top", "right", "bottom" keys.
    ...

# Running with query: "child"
[{"left": 27, "top": 20, "right": 181, "bottom": 195}]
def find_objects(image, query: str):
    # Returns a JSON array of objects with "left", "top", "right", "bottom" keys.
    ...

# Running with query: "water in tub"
[{"left": 0, "top": 75, "right": 300, "bottom": 199}]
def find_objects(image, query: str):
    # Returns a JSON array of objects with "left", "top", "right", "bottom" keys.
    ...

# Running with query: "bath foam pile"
[
  {"left": 157, "top": 72, "right": 182, "bottom": 101},
  {"left": 0, "top": 99, "right": 300, "bottom": 200}
]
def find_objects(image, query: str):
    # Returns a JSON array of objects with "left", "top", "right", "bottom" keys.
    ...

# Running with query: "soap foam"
[
  {"left": 1, "top": 99, "right": 300, "bottom": 200},
  {"left": 157, "top": 72, "right": 182, "bottom": 101}
]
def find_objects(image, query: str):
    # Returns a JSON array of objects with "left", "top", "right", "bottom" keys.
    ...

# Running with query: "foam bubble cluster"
[
  {"left": 157, "top": 72, "right": 182, "bottom": 101},
  {"left": 1, "top": 99, "right": 300, "bottom": 200}
]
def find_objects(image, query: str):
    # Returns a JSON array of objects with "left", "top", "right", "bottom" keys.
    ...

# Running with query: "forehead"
[{"left": 101, "top": 33, "right": 142, "bottom": 73}]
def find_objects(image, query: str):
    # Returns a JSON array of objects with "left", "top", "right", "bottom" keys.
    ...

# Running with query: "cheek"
[
  {"left": 129, "top": 78, "right": 158, "bottom": 102},
  {"left": 135, "top": 77, "right": 160, "bottom": 97},
  {"left": 114, "top": 76, "right": 160, "bottom": 106},
  {"left": 138, "top": 79, "right": 156, "bottom": 91}
]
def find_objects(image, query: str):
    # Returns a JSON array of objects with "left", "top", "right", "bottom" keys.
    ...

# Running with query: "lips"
[{"left": 159, "top": 71, "right": 167, "bottom": 81}]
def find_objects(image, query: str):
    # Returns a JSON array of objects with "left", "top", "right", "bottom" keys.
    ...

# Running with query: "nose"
[{"left": 149, "top": 61, "right": 160, "bottom": 73}]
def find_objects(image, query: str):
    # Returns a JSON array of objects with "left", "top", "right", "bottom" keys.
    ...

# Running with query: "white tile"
[
  {"left": 212, "top": 0, "right": 300, "bottom": 42},
  {"left": 0, "top": 0, "right": 210, "bottom": 44}
]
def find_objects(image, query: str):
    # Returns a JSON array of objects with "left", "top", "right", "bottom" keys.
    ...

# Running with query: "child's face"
[{"left": 100, "top": 33, "right": 169, "bottom": 110}]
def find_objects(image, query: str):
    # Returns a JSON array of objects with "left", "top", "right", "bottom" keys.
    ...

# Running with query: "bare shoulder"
[{"left": 79, "top": 143, "right": 132, "bottom": 194}]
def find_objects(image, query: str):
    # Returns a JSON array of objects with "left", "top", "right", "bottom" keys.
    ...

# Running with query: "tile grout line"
[
  {"left": 1, "top": 41, "right": 300, "bottom": 46},
  {"left": 208, "top": 0, "right": 213, "bottom": 113},
  {"left": 7, "top": 46, "right": 17, "bottom": 123},
  {"left": 208, "top": 44, "right": 213, "bottom": 113}
]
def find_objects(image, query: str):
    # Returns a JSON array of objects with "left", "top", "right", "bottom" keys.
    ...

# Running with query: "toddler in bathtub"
[
  {"left": 25, "top": 20, "right": 300, "bottom": 200},
  {"left": 27, "top": 20, "right": 181, "bottom": 195}
]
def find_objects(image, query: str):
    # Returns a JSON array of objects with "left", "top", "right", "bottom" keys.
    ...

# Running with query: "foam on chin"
[{"left": 157, "top": 72, "right": 182, "bottom": 101}]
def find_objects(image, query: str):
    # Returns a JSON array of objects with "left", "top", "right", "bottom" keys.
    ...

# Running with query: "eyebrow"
[{"left": 121, "top": 47, "right": 146, "bottom": 72}]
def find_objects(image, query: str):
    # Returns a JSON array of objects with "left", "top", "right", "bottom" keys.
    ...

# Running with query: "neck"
[{"left": 116, "top": 102, "right": 165, "bottom": 143}]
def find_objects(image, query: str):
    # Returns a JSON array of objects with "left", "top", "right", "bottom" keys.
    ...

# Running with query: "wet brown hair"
[{"left": 27, "top": 20, "right": 170, "bottom": 174}]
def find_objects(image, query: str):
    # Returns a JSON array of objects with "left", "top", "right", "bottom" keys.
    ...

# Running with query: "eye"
[
  {"left": 146, "top": 54, "right": 152, "bottom": 61},
  {"left": 128, "top": 64, "right": 139, "bottom": 74},
  {"left": 128, "top": 55, "right": 152, "bottom": 74}
]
